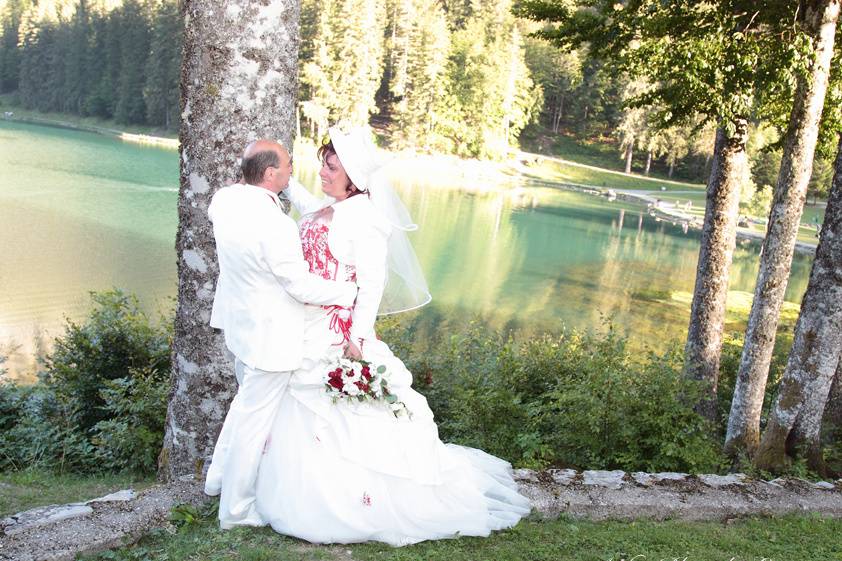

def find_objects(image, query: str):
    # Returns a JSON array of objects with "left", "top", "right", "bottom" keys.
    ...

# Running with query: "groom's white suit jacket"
[{"left": 208, "top": 183, "right": 356, "bottom": 372}]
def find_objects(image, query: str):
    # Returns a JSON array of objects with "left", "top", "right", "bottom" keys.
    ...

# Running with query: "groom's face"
[{"left": 270, "top": 148, "right": 293, "bottom": 192}]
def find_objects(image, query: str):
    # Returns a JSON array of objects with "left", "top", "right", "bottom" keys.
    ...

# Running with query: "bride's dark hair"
[{"left": 317, "top": 139, "right": 369, "bottom": 198}]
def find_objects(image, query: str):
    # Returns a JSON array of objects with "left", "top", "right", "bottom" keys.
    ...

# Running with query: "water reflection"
[{"left": 0, "top": 121, "right": 815, "bottom": 381}]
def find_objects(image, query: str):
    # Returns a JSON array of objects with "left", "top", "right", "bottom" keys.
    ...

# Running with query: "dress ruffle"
[{"left": 252, "top": 339, "right": 531, "bottom": 546}]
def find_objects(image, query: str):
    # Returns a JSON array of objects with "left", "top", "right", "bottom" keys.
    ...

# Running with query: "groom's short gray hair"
[{"left": 241, "top": 141, "right": 282, "bottom": 184}]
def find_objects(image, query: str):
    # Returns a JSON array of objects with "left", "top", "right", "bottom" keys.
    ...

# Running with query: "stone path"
[
  {"left": 0, "top": 477, "right": 205, "bottom": 561},
  {"left": 2, "top": 470, "right": 841, "bottom": 561},
  {"left": 514, "top": 469, "right": 842, "bottom": 521}
]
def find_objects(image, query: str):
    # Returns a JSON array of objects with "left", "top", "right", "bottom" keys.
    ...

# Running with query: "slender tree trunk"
[
  {"left": 790, "top": 351, "right": 842, "bottom": 476},
  {"left": 755, "top": 133, "right": 842, "bottom": 474},
  {"left": 624, "top": 143, "right": 633, "bottom": 174},
  {"left": 826, "top": 356, "right": 842, "bottom": 431},
  {"left": 554, "top": 95, "right": 564, "bottom": 133},
  {"left": 725, "top": 0, "right": 839, "bottom": 459},
  {"left": 159, "top": 0, "right": 301, "bottom": 482},
  {"left": 668, "top": 160, "right": 675, "bottom": 178},
  {"left": 644, "top": 151, "right": 652, "bottom": 176},
  {"left": 684, "top": 122, "right": 749, "bottom": 421}
]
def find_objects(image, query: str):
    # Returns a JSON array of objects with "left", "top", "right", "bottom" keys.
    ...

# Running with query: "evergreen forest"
[{"left": 0, "top": 0, "right": 799, "bottom": 187}]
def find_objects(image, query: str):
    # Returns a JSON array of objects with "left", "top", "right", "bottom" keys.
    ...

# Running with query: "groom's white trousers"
[{"left": 204, "top": 358, "right": 291, "bottom": 529}]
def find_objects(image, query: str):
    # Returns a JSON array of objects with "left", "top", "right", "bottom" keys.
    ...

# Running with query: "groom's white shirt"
[{"left": 208, "top": 183, "right": 356, "bottom": 372}]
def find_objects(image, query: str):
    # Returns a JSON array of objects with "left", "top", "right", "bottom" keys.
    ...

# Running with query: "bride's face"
[{"left": 319, "top": 153, "right": 352, "bottom": 201}]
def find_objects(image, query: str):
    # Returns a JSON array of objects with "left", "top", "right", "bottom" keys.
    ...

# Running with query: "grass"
[
  {"left": 0, "top": 94, "right": 177, "bottom": 140},
  {"left": 524, "top": 158, "right": 705, "bottom": 192},
  {"left": 0, "top": 469, "right": 156, "bottom": 517},
  {"left": 79, "top": 506, "right": 842, "bottom": 561}
]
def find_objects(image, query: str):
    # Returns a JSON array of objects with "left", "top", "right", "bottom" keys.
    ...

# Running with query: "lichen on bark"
[
  {"left": 683, "top": 122, "right": 748, "bottom": 421},
  {"left": 755, "top": 133, "right": 842, "bottom": 475}
]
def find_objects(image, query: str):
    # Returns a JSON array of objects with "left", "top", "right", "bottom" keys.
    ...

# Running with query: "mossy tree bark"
[
  {"left": 160, "top": 0, "right": 300, "bottom": 481},
  {"left": 726, "top": 0, "right": 840, "bottom": 460},
  {"left": 755, "top": 134, "right": 842, "bottom": 475},
  {"left": 683, "top": 122, "right": 748, "bottom": 421}
]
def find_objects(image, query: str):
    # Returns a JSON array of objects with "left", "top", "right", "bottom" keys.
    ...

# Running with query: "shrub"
[
  {"left": 380, "top": 318, "right": 727, "bottom": 472},
  {"left": 0, "top": 291, "right": 172, "bottom": 475},
  {"left": 92, "top": 367, "right": 170, "bottom": 474},
  {"left": 41, "top": 290, "right": 171, "bottom": 436}
]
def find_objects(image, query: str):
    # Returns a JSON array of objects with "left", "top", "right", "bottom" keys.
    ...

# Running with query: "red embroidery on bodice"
[{"left": 300, "top": 210, "right": 356, "bottom": 345}]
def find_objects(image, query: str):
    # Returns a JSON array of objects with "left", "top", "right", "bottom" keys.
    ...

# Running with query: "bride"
[{"left": 250, "top": 125, "right": 530, "bottom": 546}]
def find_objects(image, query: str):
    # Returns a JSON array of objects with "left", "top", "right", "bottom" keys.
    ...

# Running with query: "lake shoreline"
[
  {"left": 3, "top": 112, "right": 816, "bottom": 255},
  {"left": 517, "top": 171, "right": 818, "bottom": 254}
]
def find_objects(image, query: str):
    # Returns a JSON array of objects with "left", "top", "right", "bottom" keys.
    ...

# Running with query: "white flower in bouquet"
[{"left": 344, "top": 381, "right": 362, "bottom": 397}]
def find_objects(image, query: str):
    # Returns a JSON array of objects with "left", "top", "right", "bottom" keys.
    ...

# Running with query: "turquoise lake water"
[{"left": 0, "top": 120, "right": 813, "bottom": 380}]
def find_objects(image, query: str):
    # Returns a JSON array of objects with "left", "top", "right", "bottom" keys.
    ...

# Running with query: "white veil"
[
  {"left": 368, "top": 169, "right": 432, "bottom": 315},
  {"left": 328, "top": 125, "right": 432, "bottom": 316}
]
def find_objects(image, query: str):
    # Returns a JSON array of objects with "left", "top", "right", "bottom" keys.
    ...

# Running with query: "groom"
[{"left": 203, "top": 139, "right": 357, "bottom": 528}]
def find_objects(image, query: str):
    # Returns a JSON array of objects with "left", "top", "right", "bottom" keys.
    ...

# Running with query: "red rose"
[{"left": 328, "top": 378, "right": 344, "bottom": 390}]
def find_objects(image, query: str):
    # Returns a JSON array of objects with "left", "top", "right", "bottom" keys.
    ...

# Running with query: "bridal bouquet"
[{"left": 323, "top": 357, "right": 411, "bottom": 418}]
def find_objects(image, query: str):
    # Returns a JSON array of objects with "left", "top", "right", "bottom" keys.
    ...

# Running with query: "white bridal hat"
[
  {"left": 326, "top": 123, "right": 432, "bottom": 314},
  {"left": 327, "top": 124, "right": 418, "bottom": 232},
  {"left": 327, "top": 123, "right": 385, "bottom": 192}
]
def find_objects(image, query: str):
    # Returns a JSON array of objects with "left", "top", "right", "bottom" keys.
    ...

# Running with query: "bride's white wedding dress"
[{"left": 252, "top": 201, "right": 531, "bottom": 546}]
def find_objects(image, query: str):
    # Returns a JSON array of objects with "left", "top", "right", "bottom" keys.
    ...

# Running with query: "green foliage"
[
  {"left": 91, "top": 367, "right": 170, "bottom": 474},
  {"left": 0, "top": 290, "right": 172, "bottom": 475},
  {"left": 42, "top": 289, "right": 171, "bottom": 434},
  {"left": 380, "top": 320, "right": 726, "bottom": 472},
  {"left": 517, "top": 0, "right": 812, "bottom": 154},
  {"left": 299, "top": 0, "right": 387, "bottom": 130}
]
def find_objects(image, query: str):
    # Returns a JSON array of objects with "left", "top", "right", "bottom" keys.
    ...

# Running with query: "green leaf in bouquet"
[
  {"left": 377, "top": 365, "right": 386, "bottom": 374},
  {"left": 386, "top": 394, "right": 397, "bottom": 404}
]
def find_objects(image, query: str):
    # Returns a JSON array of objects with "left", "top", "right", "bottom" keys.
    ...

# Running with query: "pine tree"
[
  {"left": 82, "top": 7, "right": 111, "bottom": 117},
  {"left": 114, "top": 0, "right": 151, "bottom": 125},
  {"left": 299, "top": 0, "right": 336, "bottom": 137},
  {"left": 331, "top": 0, "right": 387, "bottom": 124},
  {"left": 431, "top": 0, "right": 539, "bottom": 159},
  {"left": 0, "top": 0, "right": 31, "bottom": 93},
  {"left": 144, "top": 0, "right": 181, "bottom": 129},
  {"left": 390, "top": 0, "right": 450, "bottom": 150},
  {"left": 523, "top": 37, "right": 582, "bottom": 133},
  {"left": 64, "top": 0, "right": 92, "bottom": 115}
]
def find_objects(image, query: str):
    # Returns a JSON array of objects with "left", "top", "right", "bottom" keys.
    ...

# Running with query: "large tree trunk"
[
  {"left": 159, "top": 0, "right": 300, "bottom": 481},
  {"left": 755, "top": 133, "right": 842, "bottom": 474},
  {"left": 725, "top": 0, "right": 839, "bottom": 459},
  {"left": 683, "top": 122, "right": 748, "bottom": 421}
]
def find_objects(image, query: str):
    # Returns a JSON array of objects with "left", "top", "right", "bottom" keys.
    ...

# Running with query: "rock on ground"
[{"left": 0, "top": 477, "right": 205, "bottom": 561}]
